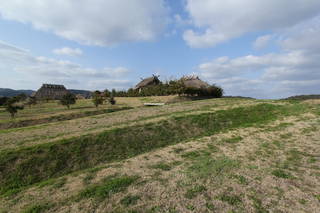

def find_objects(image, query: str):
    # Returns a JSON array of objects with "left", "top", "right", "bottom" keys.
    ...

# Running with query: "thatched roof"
[
  {"left": 181, "top": 76, "right": 210, "bottom": 89},
  {"left": 135, "top": 75, "right": 161, "bottom": 90},
  {"left": 35, "top": 84, "right": 69, "bottom": 100}
]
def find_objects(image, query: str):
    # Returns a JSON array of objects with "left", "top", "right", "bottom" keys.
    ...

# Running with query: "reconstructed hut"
[
  {"left": 134, "top": 75, "right": 161, "bottom": 92},
  {"left": 34, "top": 84, "right": 69, "bottom": 100},
  {"left": 180, "top": 76, "right": 210, "bottom": 89}
]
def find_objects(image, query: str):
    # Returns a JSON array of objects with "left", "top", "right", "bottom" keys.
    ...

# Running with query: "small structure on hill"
[
  {"left": 180, "top": 76, "right": 210, "bottom": 89},
  {"left": 34, "top": 84, "right": 69, "bottom": 100},
  {"left": 134, "top": 75, "right": 161, "bottom": 92}
]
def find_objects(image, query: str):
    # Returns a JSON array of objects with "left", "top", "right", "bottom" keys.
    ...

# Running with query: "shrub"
[
  {"left": 109, "top": 96, "right": 116, "bottom": 105},
  {"left": 0, "top": 97, "right": 9, "bottom": 106},
  {"left": 4, "top": 96, "right": 24, "bottom": 118},
  {"left": 26, "top": 96, "right": 37, "bottom": 108},
  {"left": 92, "top": 91, "right": 104, "bottom": 108},
  {"left": 60, "top": 93, "right": 76, "bottom": 109}
]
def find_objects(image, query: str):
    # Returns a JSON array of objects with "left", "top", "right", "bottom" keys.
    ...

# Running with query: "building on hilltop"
[
  {"left": 34, "top": 84, "right": 69, "bottom": 100},
  {"left": 180, "top": 75, "right": 210, "bottom": 89},
  {"left": 134, "top": 75, "right": 161, "bottom": 92}
]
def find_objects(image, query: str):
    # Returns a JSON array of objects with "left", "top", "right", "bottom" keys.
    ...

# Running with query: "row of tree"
[
  {"left": 103, "top": 80, "right": 224, "bottom": 98},
  {"left": 0, "top": 92, "right": 117, "bottom": 118}
]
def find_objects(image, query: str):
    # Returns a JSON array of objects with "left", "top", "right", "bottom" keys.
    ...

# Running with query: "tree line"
[
  {"left": 0, "top": 80, "right": 223, "bottom": 118},
  {"left": 103, "top": 80, "right": 224, "bottom": 98}
]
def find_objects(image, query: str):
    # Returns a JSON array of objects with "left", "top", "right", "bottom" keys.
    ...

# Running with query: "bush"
[
  {"left": 0, "top": 97, "right": 9, "bottom": 106},
  {"left": 92, "top": 91, "right": 104, "bottom": 108},
  {"left": 60, "top": 93, "right": 76, "bottom": 109},
  {"left": 109, "top": 96, "right": 116, "bottom": 105},
  {"left": 26, "top": 97, "right": 37, "bottom": 108},
  {"left": 4, "top": 96, "right": 24, "bottom": 118}
]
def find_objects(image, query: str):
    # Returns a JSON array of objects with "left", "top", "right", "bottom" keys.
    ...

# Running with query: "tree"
[
  {"left": 5, "top": 96, "right": 24, "bottom": 118},
  {"left": 111, "top": 89, "right": 116, "bottom": 97},
  {"left": 60, "top": 93, "right": 76, "bottom": 109},
  {"left": 109, "top": 96, "right": 116, "bottom": 105},
  {"left": 92, "top": 91, "right": 104, "bottom": 108},
  {"left": 0, "top": 97, "right": 9, "bottom": 106},
  {"left": 104, "top": 89, "right": 111, "bottom": 98},
  {"left": 26, "top": 96, "right": 37, "bottom": 108},
  {"left": 17, "top": 93, "right": 28, "bottom": 101},
  {"left": 207, "top": 85, "right": 224, "bottom": 98}
]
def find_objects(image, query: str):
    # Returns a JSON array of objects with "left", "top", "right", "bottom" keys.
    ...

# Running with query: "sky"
[{"left": 0, "top": 0, "right": 320, "bottom": 99}]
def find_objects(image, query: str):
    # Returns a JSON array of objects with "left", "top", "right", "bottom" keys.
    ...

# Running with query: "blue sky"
[{"left": 0, "top": 0, "right": 320, "bottom": 99}]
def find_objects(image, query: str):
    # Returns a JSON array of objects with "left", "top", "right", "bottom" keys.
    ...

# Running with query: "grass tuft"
[
  {"left": 272, "top": 169, "right": 292, "bottom": 179},
  {"left": 21, "top": 203, "right": 53, "bottom": 213},
  {"left": 217, "top": 193, "right": 242, "bottom": 206},
  {"left": 77, "top": 176, "right": 138, "bottom": 201},
  {"left": 184, "top": 185, "right": 206, "bottom": 199},
  {"left": 120, "top": 195, "right": 141, "bottom": 206}
]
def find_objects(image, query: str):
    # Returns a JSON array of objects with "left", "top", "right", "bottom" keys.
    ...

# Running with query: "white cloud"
[
  {"left": 197, "top": 37, "right": 320, "bottom": 98},
  {"left": 53, "top": 47, "right": 83, "bottom": 56},
  {"left": 0, "top": 41, "right": 133, "bottom": 90},
  {"left": 253, "top": 35, "right": 273, "bottom": 49},
  {"left": 0, "top": 0, "right": 169, "bottom": 46},
  {"left": 184, "top": 0, "right": 320, "bottom": 48},
  {"left": 280, "top": 16, "right": 320, "bottom": 53}
]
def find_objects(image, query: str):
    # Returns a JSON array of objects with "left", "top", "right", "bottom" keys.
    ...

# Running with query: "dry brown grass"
[
  {"left": 2, "top": 108, "right": 319, "bottom": 213},
  {"left": 303, "top": 99, "right": 320, "bottom": 105}
]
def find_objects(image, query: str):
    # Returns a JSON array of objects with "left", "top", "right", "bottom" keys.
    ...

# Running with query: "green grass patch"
[
  {"left": 181, "top": 151, "right": 202, "bottom": 160},
  {"left": 217, "top": 193, "right": 242, "bottom": 206},
  {"left": 149, "top": 163, "right": 172, "bottom": 171},
  {"left": 184, "top": 185, "right": 206, "bottom": 199},
  {"left": 186, "top": 155, "right": 240, "bottom": 180},
  {"left": 222, "top": 136, "right": 243, "bottom": 144},
  {"left": 272, "top": 169, "right": 292, "bottom": 179},
  {"left": 230, "top": 174, "right": 248, "bottom": 185},
  {"left": 21, "top": 203, "right": 53, "bottom": 213},
  {"left": 120, "top": 194, "right": 141, "bottom": 206},
  {"left": 0, "top": 103, "right": 307, "bottom": 195},
  {"left": 77, "top": 176, "right": 138, "bottom": 201},
  {"left": 249, "top": 196, "right": 268, "bottom": 213}
]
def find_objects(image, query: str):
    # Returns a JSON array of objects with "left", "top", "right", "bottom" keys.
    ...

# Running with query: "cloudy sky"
[{"left": 0, "top": 0, "right": 320, "bottom": 98}]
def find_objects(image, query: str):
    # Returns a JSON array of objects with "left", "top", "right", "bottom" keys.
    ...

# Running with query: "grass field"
[{"left": 0, "top": 96, "right": 319, "bottom": 213}]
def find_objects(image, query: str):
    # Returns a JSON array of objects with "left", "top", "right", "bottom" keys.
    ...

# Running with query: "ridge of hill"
[{"left": 0, "top": 88, "right": 92, "bottom": 97}]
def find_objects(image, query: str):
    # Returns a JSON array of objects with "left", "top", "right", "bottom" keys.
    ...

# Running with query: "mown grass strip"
[
  {"left": 0, "top": 103, "right": 307, "bottom": 195},
  {"left": 0, "top": 107, "right": 132, "bottom": 131}
]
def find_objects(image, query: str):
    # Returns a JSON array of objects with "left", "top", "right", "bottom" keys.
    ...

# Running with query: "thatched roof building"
[
  {"left": 134, "top": 75, "right": 161, "bottom": 91},
  {"left": 180, "top": 76, "right": 210, "bottom": 89},
  {"left": 34, "top": 84, "right": 69, "bottom": 100}
]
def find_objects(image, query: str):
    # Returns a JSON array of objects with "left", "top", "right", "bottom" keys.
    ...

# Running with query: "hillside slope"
[{"left": 0, "top": 98, "right": 319, "bottom": 213}]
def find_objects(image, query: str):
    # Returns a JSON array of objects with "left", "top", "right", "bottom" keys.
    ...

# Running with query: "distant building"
[
  {"left": 180, "top": 76, "right": 210, "bottom": 89},
  {"left": 34, "top": 84, "right": 69, "bottom": 100},
  {"left": 134, "top": 75, "right": 161, "bottom": 92}
]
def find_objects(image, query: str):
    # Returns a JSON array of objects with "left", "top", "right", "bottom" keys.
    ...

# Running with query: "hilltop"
[
  {"left": 0, "top": 88, "right": 92, "bottom": 98},
  {"left": 0, "top": 88, "right": 34, "bottom": 97}
]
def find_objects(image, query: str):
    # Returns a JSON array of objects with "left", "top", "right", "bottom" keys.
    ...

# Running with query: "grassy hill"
[{"left": 0, "top": 96, "right": 319, "bottom": 213}]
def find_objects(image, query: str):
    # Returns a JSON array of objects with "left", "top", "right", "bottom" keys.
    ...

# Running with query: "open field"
[{"left": 0, "top": 97, "right": 319, "bottom": 213}]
